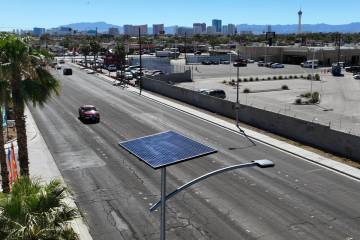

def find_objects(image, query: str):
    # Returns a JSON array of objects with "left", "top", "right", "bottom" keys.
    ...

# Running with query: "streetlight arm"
[{"left": 150, "top": 160, "right": 274, "bottom": 212}]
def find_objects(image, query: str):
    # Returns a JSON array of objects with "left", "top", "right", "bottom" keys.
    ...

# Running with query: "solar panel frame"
[{"left": 119, "top": 131, "right": 217, "bottom": 169}]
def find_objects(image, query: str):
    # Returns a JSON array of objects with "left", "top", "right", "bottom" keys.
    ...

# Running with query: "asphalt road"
[{"left": 28, "top": 66, "right": 360, "bottom": 240}]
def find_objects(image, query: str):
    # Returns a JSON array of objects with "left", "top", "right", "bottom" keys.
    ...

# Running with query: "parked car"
[
  {"left": 247, "top": 59, "right": 255, "bottom": 63},
  {"left": 63, "top": 68, "right": 72, "bottom": 75},
  {"left": 220, "top": 60, "right": 230, "bottom": 64},
  {"left": 345, "top": 66, "right": 360, "bottom": 73},
  {"left": 85, "top": 69, "right": 95, "bottom": 74},
  {"left": 78, "top": 105, "right": 100, "bottom": 123},
  {"left": 265, "top": 62, "right": 274, "bottom": 68},
  {"left": 55, "top": 64, "right": 62, "bottom": 70},
  {"left": 107, "top": 64, "right": 117, "bottom": 72},
  {"left": 194, "top": 51, "right": 202, "bottom": 55},
  {"left": 257, "top": 61, "right": 265, "bottom": 67},
  {"left": 301, "top": 60, "right": 319, "bottom": 68},
  {"left": 233, "top": 60, "right": 247, "bottom": 67},
  {"left": 354, "top": 74, "right": 360, "bottom": 80},
  {"left": 59, "top": 59, "right": 65, "bottom": 64},
  {"left": 211, "top": 60, "right": 220, "bottom": 65},
  {"left": 201, "top": 60, "right": 212, "bottom": 65},
  {"left": 200, "top": 89, "right": 226, "bottom": 99},
  {"left": 271, "top": 63, "right": 285, "bottom": 68},
  {"left": 117, "top": 71, "right": 134, "bottom": 80}
]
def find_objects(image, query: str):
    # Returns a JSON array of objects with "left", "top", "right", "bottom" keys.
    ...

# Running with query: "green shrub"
[
  {"left": 282, "top": 85, "right": 289, "bottom": 90},
  {"left": 243, "top": 88, "right": 250, "bottom": 93},
  {"left": 231, "top": 79, "right": 235, "bottom": 83},
  {"left": 300, "top": 75, "right": 304, "bottom": 78},
  {"left": 307, "top": 74, "right": 312, "bottom": 80},
  {"left": 300, "top": 92, "right": 312, "bottom": 98},
  {"left": 314, "top": 73, "right": 320, "bottom": 81},
  {"left": 289, "top": 75, "right": 293, "bottom": 79},
  {"left": 243, "top": 78, "right": 248, "bottom": 82},
  {"left": 279, "top": 76, "right": 283, "bottom": 80},
  {"left": 222, "top": 80, "right": 227, "bottom": 84},
  {"left": 273, "top": 76, "right": 278, "bottom": 80},
  {"left": 267, "top": 77, "right": 271, "bottom": 80},
  {"left": 295, "top": 98, "right": 302, "bottom": 104},
  {"left": 238, "top": 79, "right": 242, "bottom": 82},
  {"left": 310, "top": 91, "right": 320, "bottom": 103},
  {"left": 262, "top": 78, "right": 265, "bottom": 81},
  {"left": 249, "top": 77, "right": 254, "bottom": 81},
  {"left": 255, "top": 77, "right": 259, "bottom": 81}
]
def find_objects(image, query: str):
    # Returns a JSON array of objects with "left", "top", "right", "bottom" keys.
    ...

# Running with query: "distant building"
[
  {"left": 153, "top": 24, "right": 164, "bottom": 35},
  {"left": 33, "top": 27, "right": 46, "bottom": 36},
  {"left": 212, "top": 19, "right": 222, "bottom": 33},
  {"left": 176, "top": 27, "right": 193, "bottom": 36},
  {"left": 227, "top": 24, "right": 236, "bottom": 35},
  {"left": 222, "top": 25, "right": 228, "bottom": 35},
  {"left": 207, "top": 26, "right": 215, "bottom": 35},
  {"left": 123, "top": 24, "right": 148, "bottom": 36},
  {"left": 108, "top": 27, "right": 119, "bottom": 36},
  {"left": 193, "top": 23, "right": 206, "bottom": 35},
  {"left": 124, "top": 25, "right": 133, "bottom": 36}
]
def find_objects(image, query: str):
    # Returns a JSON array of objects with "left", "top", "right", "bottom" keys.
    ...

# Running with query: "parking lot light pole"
[{"left": 236, "top": 50, "right": 240, "bottom": 127}]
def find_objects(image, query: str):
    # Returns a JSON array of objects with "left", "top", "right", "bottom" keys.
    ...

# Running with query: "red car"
[{"left": 78, "top": 105, "right": 100, "bottom": 123}]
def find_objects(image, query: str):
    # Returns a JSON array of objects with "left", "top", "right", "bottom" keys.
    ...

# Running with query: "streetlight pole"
[
  {"left": 311, "top": 48, "right": 316, "bottom": 95},
  {"left": 139, "top": 28, "right": 143, "bottom": 95}
]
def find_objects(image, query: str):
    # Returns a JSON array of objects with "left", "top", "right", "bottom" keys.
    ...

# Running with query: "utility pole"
[
  {"left": 184, "top": 32, "right": 187, "bottom": 65},
  {"left": 139, "top": 28, "right": 143, "bottom": 95}
]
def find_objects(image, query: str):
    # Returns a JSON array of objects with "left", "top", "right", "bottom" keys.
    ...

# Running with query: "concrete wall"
[
  {"left": 143, "top": 78, "right": 360, "bottom": 162},
  {"left": 145, "top": 70, "right": 192, "bottom": 83}
]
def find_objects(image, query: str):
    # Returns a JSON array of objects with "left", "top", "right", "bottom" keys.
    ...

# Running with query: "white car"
[
  {"left": 271, "top": 63, "right": 284, "bottom": 68},
  {"left": 354, "top": 74, "right": 360, "bottom": 80},
  {"left": 85, "top": 69, "right": 95, "bottom": 74}
]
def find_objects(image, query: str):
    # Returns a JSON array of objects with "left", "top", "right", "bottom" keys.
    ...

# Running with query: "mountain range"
[{"left": 60, "top": 21, "right": 360, "bottom": 34}]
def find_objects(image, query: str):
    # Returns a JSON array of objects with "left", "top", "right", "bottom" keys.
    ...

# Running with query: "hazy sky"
[{"left": 1, "top": 0, "right": 359, "bottom": 30}]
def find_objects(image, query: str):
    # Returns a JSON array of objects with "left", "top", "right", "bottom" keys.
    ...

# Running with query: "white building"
[
  {"left": 193, "top": 23, "right": 206, "bottom": 35},
  {"left": 153, "top": 24, "right": 164, "bottom": 35},
  {"left": 123, "top": 24, "right": 148, "bottom": 36}
]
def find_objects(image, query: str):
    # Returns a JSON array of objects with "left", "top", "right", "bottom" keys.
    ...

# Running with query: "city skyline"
[{"left": 1, "top": 0, "right": 360, "bottom": 30}]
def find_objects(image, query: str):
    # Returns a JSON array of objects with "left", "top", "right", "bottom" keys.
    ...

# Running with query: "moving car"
[
  {"left": 55, "top": 64, "right": 62, "bottom": 70},
  {"left": 345, "top": 66, "right": 360, "bottom": 73},
  {"left": 85, "top": 69, "right": 95, "bottom": 74},
  {"left": 78, "top": 105, "right": 100, "bottom": 123},
  {"left": 63, "top": 68, "right": 72, "bottom": 75}
]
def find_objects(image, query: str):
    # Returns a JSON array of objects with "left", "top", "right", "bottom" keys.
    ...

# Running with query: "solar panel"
[{"left": 119, "top": 131, "right": 217, "bottom": 169}]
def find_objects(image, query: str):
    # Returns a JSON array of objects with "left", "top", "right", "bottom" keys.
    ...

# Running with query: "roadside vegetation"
[{"left": 0, "top": 177, "right": 79, "bottom": 239}]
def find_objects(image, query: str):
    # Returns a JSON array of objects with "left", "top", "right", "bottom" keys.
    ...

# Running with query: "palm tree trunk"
[
  {"left": 11, "top": 74, "right": 29, "bottom": 176},
  {"left": 0, "top": 107, "right": 10, "bottom": 193}
]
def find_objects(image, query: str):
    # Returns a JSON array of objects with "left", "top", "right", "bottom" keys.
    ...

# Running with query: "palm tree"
[
  {"left": 90, "top": 41, "right": 101, "bottom": 71},
  {"left": 0, "top": 177, "right": 79, "bottom": 239},
  {"left": 79, "top": 45, "right": 91, "bottom": 68},
  {"left": 0, "top": 34, "right": 60, "bottom": 176},
  {"left": 0, "top": 80, "right": 10, "bottom": 193}
]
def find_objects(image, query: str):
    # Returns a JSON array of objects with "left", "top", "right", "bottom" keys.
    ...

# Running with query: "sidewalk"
[{"left": 25, "top": 106, "right": 93, "bottom": 240}]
